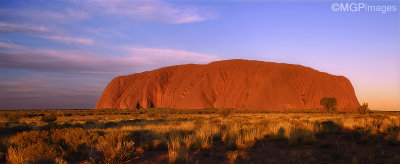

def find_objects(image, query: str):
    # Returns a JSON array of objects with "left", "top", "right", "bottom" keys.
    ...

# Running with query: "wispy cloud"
[
  {"left": 0, "top": 8, "right": 89, "bottom": 23},
  {"left": 0, "top": 22, "right": 46, "bottom": 33},
  {"left": 0, "top": 41, "right": 220, "bottom": 73},
  {"left": 0, "top": 0, "right": 219, "bottom": 109},
  {"left": 0, "top": 49, "right": 107, "bottom": 72},
  {"left": 1, "top": 0, "right": 215, "bottom": 25},
  {"left": 0, "top": 23, "right": 93, "bottom": 45},
  {"left": 124, "top": 47, "right": 221, "bottom": 65},
  {"left": 0, "top": 40, "right": 24, "bottom": 49},
  {"left": 0, "top": 74, "right": 59, "bottom": 94},
  {"left": 41, "top": 35, "right": 94, "bottom": 45},
  {"left": 83, "top": 0, "right": 217, "bottom": 24},
  {"left": 30, "top": 9, "right": 89, "bottom": 22},
  {"left": 0, "top": 74, "right": 102, "bottom": 109}
]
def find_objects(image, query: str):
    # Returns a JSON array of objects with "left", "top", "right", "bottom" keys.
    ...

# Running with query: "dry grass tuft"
[
  {"left": 269, "top": 127, "right": 287, "bottom": 141},
  {"left": 168, "top": 135, "right": 190, "bottom": 164},
  {"left": 97, "top": 130, "right": 135, "bottom": 163},
  {"left": 226, "top": 151, "right": 239, "bottom": 164}
]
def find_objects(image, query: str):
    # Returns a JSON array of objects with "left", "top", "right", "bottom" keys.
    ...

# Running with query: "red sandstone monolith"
[{"left": 95, "top": 59, "right": 360, "bottom": 111}]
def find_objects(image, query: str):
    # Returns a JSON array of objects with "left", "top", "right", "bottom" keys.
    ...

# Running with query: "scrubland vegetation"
[{"left": 1, "top": 108, "right": 400, "bottom": 163}]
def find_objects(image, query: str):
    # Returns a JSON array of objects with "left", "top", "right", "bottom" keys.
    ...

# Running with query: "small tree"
[
  {"left": 320, "top": 97, "right": 337, "bottom": 112},
  {"left": 357, "top": 103, "right": 370, "bottom": 114}
]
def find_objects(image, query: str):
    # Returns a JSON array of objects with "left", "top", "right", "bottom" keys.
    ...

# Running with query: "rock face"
[{"left": 95, "top": 59, "right": 360, "bottom": 111}]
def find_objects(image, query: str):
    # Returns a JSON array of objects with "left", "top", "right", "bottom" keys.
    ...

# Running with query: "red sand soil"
[{"left": 95, "top": 59, "right": 359, "bottom": 111}]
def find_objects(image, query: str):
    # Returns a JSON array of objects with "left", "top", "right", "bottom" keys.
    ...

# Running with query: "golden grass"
[
  {"left": 0, "top": 109, "right": 400, "bottom": 163},
  {"left": 97, "top": 130, "right": 135, "bottom": 163},
  {"left": 168, "top": 135, "right": 190, "bottom": 164}
]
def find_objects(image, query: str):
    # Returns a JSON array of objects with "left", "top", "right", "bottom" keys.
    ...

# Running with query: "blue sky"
[{"left": 0, "top": 0, "right": 399, "bottom": 110}]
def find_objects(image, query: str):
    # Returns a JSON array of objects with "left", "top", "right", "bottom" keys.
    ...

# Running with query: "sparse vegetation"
[
  {"left": 288, "top": 128, "right": 316, "bottom": 145},
  {"left": 41, "top": 113, "right": 57, "bottom": 123},
  {"left": 97, "top": 131, "right": 135, "bottom": 163},
  {"left": 0, "top": 109, "right": 399, "bottom": 163},
  {"left": 168, "top": 135, "right": 190, "bottom": 163},
  {"left": 358, "top": 102, "right": 370, "bottom": 114},
  {"left": 5, "top": 112, "right": 21, "bottom": 123},
  {"left": 318, "top": 120, "right": 342, "bottom": 135}
]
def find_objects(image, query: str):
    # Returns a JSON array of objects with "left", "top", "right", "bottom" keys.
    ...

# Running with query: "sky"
[{"left": 0, "top": 0, "right": 399, "bottom": 110}]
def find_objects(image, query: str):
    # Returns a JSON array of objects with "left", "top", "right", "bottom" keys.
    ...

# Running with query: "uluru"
[{"left": 95, "top": 59, "right": 360, "bottom": 111}]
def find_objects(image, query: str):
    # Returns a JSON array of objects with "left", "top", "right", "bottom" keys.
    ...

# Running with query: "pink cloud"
[
  {"left": 0, "top": 8, "right": 89, "bottom": 23},
  {"left": 0, "top": 42, "right": 221, "bottom": 73},
  {"left": 124, "top": 47, "right": 221, "bottom": 65},
  {"left": 41, "top": 35, "right": 94, "bottom": 45}
]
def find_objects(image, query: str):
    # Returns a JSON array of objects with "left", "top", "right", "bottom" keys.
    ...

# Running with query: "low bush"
[
  {"left": 84, "top": 118, "right": 100, "bottom": 126},
  {"left": 318, "top": 121, "right": 342, "bottom": 135},
  {"left": 5, "top": 112, "right": 21, "bottom": 123},
  {"left": 357, "top": 103, "right": 370, "bottom": 114},
  {"left": 41, "top": 113, "right": 57, "bottom": 123},
  {"left": 52, "top": 128, "right": 101, "bottom": 159},
  {"left": 0, "top": 124, "right": 32, "bottom": 138},
  {"left": 7, "top": 131, "right": 60, "bottom": 163},
  {"left": 6, "top": 128, "right": 101, "bottom": 163},
  {"left": 97, "top": 131, "right": 135, "bottom": 163}
]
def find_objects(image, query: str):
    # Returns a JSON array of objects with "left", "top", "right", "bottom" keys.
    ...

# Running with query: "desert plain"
[{"left": 1, "top": 108, "right": 400, "bottom": 163}]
